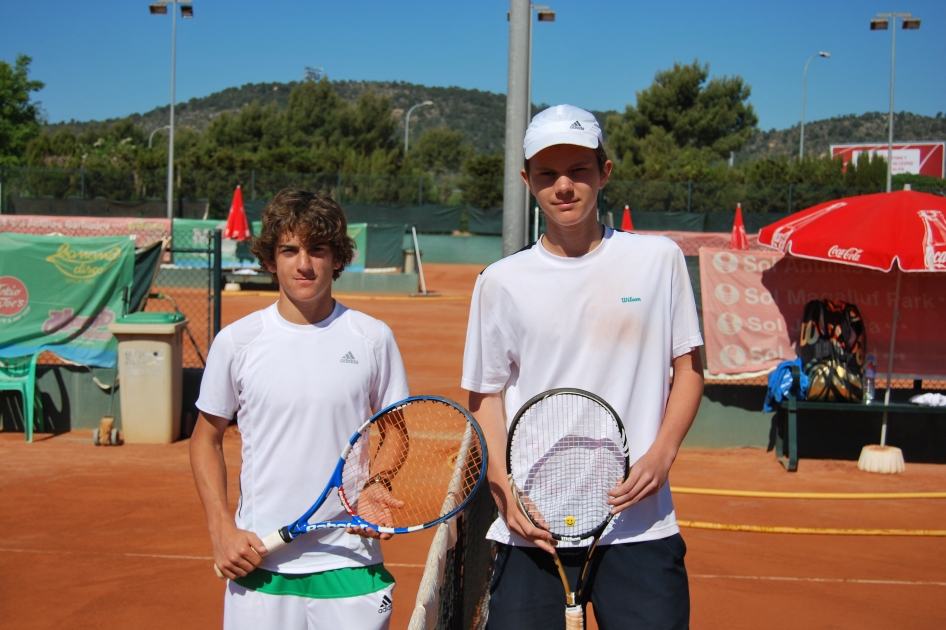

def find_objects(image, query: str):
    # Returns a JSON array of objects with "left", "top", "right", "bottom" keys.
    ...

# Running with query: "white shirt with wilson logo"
[
  {"left": 462, "top": 227, "right": 703, "bottom": 547},
  {"left": 197, "top": 302, "right": 409, "bottom": 574}
]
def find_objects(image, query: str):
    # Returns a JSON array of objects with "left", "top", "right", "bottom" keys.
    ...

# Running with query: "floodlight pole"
[
  {"left": 404, "top": 101, "right": 433, "bottom": 153},
  {"left": 799, "top": 52, "right": 829, "bottom": 159},
  {"left": 523, "top": 5, "right": 553, "bottom": 245},
  {"left": 872, "top": 12, "right": 920, "bottom": 193},
  {"left": 168, "top": 3, "right": 177, "bottom": 220},
  {"left": 503, "top": 0, "right": 530, "bottom": 256}
]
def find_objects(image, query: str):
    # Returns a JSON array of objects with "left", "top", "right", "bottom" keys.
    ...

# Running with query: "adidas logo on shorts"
[
  {"left": 340, "top": 351, "right": 358, "bottom": 364},
  {"left": 569, "top": 120, "right": 584, "bottom": 130},
  {"left": 378, "top": 594, "right": 393, "bottom": 614}
]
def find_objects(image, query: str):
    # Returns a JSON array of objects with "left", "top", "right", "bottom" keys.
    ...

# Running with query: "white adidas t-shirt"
[
  {"left": 196, "top": 301, "right": 410, "bottom": 574},
  {"left": 462, "top": 227, "right": 703, "bottom": 547}
]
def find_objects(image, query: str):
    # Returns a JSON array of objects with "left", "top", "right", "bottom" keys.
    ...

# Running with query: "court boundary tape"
[
  {"left": 672, "top": 486, "right": 946, "bottom": 500},
  {"left": 689, "top": 574, "right": 946, "bottom": 587},
  {"left": 677, "top": 520, "right": 946, "bottom": 536}
]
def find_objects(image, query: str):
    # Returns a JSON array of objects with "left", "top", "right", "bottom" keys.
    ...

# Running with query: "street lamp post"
[
  {"left": 871, "top": 12, "right": 921, "bottom": 193},
  {"left": 149, "top": 2, "right": 193, "bottom": 219},
  {"left": 148, "top": 125, "right": 171, "bottom": 149},
  {"left": 404, "top": 101, "right": 433, "bottom": 153},
  {"left": 799, "top": 52, "right": 830, "bottom": 159}
]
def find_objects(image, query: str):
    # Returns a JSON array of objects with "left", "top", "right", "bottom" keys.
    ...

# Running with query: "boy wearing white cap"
[{"left": 462, "top": 105, "right": 704, "bottom": 629}]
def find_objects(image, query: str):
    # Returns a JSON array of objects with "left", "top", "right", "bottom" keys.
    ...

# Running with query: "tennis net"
[{"left": 408, "top": 481, "right": 496, "bottom": 630}]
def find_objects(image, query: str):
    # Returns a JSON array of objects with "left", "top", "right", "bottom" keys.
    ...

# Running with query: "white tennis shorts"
[{"left": 223, "top": 579, "right": 394, "bottom": 630}]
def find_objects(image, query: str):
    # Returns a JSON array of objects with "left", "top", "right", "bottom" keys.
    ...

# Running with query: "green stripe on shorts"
[{"left": 234, "top": 564, "right": 395, "bottom": 599}]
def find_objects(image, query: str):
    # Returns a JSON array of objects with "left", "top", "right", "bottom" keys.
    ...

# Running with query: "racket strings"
[
  {"left": 340, "top": 399, "right": 484, "bottom": 528},
  {"left": 510, "top": 392, "right": 626, "bottom": 539}
]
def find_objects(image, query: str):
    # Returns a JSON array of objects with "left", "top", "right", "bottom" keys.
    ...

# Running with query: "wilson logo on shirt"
[
  {"left": 621, "top": 296, "right": 642, "bottom": 303},
  {"left": 378, "top": 594, "right": 393, "bottom": 614},
  {"left": 339, "top": 351, "right": 358, "bottom": 364}
]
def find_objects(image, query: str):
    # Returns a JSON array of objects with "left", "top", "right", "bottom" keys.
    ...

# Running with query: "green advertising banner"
[
  {"left": 0, "top": 234, "right": 135, "bottom": 368},
  {"left": 172, "top": 218, "right": 256, "bottom": 268},
  {"left": 348, "top": 222, "right": 367, "bottom": 272}
]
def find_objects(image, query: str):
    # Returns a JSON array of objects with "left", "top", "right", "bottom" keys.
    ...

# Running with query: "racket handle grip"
[
  {"left": 565, "top": 605, "right": 584, "bottom": 630},
  {"left": 261, "top": 530, "right": 287, "bottom": 555},
  {"left": 212, "top": 529, "right": 286, "bottom": 579}
]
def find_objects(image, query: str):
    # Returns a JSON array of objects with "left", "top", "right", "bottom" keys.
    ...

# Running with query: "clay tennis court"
[{"left": 2, "top": 264, "right": 944, "bottom": 629}]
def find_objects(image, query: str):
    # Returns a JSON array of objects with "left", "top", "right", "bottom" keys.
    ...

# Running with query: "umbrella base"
[{"left": 857, "top": 445, "right": 905, "bottom": 474}]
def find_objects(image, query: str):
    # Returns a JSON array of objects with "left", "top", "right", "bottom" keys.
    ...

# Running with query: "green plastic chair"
[{"left": 0, "top": 352, "right": 42, "bottom": 442}]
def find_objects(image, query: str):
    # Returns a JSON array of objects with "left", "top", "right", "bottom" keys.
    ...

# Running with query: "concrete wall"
[{"left": 0, "top": 365, "right": 204, "bottom": 437}]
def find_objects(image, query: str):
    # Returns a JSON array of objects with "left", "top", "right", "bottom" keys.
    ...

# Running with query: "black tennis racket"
[
  {"left": 214, "top": 396, "right": 487, "bottom": 578},
  {"left": 507, "top": 388, "right": 630, "bottom": 630}
]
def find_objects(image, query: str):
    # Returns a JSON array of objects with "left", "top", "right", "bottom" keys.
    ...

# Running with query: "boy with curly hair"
[{"left": 191, "top": 188, "right": 409, "bottom": 629}]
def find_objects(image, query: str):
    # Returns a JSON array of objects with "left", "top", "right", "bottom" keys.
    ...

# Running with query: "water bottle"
[{"left": 863, "top": 356, "right": 876, "bottom": 405}]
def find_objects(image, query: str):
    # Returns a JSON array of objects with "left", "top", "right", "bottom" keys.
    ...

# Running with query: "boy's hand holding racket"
[
  {"left": 212, "top": 522, "right": 267, "bottom": 579},
  {"left": 606, "top": 444, "right": 675, "bottom": 513}
]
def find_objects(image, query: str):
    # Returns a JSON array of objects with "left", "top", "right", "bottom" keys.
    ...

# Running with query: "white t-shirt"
[
  {"left": 461, "top": 227, "right": 703, "bottom": 547},
  {"left": 196, "top": 301, "right": 410, "bottom": 574}
]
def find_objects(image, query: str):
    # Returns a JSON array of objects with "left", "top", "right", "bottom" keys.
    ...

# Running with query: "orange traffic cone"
[{"left": 621, "top": 205, "right": 633, "bottom": 231}]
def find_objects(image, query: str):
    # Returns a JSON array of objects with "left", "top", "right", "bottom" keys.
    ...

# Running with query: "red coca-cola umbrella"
[
  {"left": 224, "top": 185, "right": 251, "bottom": 241},
  {"left": 729, "top": 203, "right": 748, "bottom": 250},
  {"left": 758, "top": 190, "right": 946, "bottom": 272},
  {"left": 759, "top": 189, "right": 946, "bottom": 472}
]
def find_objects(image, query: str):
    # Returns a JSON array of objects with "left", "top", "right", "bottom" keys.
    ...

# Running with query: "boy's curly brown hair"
[{"left": 251, "top": 189, "right": 355, "bottom": 281}]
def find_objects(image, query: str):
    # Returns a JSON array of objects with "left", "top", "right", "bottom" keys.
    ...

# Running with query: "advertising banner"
[
  {"left": 347, "top": 223, "right": 367, "bottom": 272},
  {"left": 699, "top": 247, "right": 946, "bottom": 377},
  {"left": 0, "top": 233, "right": 135, "bottom": 368},
  {"left": 830, "top": 142, "right": 945, "bottom": 178},
  {"left": 0, "top": 214, "right": 170, "bottom": 248}
]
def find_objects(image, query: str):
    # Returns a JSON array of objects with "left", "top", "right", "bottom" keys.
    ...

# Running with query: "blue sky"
[{"left": 2, "top": 0, "right": 943, "bottom": 132}]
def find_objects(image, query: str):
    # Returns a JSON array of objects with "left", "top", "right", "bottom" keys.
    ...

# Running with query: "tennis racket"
[
  {"left": 214, "top": 395, "right": 487, "bottom": 578},
  {"left": 507, "top": 388, "right": 630, "bottom": 630}
]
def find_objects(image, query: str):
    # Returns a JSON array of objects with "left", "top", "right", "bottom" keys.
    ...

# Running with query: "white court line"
[
  {"left": 2, "top": 548, "right": 212, "bottom": 561},
  {"left": 690, "top": 574, "right": 946, "bottom": 587}
]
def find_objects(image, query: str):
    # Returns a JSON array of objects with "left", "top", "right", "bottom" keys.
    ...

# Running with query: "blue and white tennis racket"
[{"left": 214, "top": 396, "right": 487, "bottom": 577}]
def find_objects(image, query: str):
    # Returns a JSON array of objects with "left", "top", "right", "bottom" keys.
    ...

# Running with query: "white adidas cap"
[{"left": 523, "top": 104, "right": 604, "bottom": 160}]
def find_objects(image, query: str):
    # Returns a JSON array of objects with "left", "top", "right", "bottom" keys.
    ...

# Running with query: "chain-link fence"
[
  {"left": 5, "top": 166, "right": 941, "bottom": 220},
  {"left": 146, "top": 232, "right": 222, "bottom": 369}
]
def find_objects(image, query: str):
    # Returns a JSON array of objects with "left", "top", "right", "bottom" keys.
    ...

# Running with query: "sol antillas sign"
[
  {"left": 45, "top": 243, "right": 122, "bottom": 280},
  {"left": 0, "top": 276, "right": 29, "bottom": 317},
  {"left": 827, "top": 245, "right": 864, "bottom": 262}
]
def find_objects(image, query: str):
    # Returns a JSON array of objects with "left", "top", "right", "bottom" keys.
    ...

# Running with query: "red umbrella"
[
  {"left": 759, "top": 190, "right": 946, "bottom": 471},
  {"left": 759, "top": 190, "right": 946, "bottom": 272},
  {"left": 224, "top": 185, "right": 251, "bottom": 241},
  {"left": 621, "top": 205, "right": 633, "bottom": 231},
  {"left": 729, "top": 203, "right": 749, "bottom": 250}
]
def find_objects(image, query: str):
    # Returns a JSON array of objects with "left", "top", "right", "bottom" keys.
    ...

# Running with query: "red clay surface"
[{"left": 2, "top": 264, "right": 944, "bottom": 629}]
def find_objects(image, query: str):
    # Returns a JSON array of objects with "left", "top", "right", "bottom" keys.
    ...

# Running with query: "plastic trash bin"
[{"left": 108, "top": 312, "right": 187, "bottom": 444}]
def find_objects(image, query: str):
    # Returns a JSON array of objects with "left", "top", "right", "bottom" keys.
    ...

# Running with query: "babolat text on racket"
[
  {"left": 506, "top": 388, "right": 630, "bottom": 630},
  {"left": 214, "top": 396, "right": 487, "bottom": 578}
]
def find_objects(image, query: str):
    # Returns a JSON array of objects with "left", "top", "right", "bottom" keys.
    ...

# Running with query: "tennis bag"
[{"left": 798, "top": 299, "right": 866, "bottom": 402}]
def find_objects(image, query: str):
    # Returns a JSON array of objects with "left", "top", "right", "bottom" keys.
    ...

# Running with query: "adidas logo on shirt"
[
  {"left": 378, "top": 594, "right": 393, "bottom": 614},
  {"left": 340, "top": 351, "right": 358, "bottom": 364},
  {"left": 569, "top": 120, "right": 584, "bottom": 130}
]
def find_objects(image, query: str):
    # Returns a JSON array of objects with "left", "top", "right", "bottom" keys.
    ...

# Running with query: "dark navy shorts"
[{"left": 486, "top": 534, "right": 689, "bottom": 630}]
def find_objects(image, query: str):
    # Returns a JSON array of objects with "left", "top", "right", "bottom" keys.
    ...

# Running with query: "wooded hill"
[
  {"left": 44, "top": 79, "right": 613, "bottom": 156},
  {"left": 46, "top": 79, "right": 945, "bottom": 162}
]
